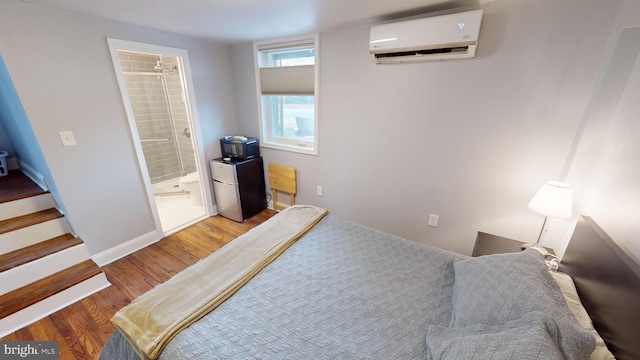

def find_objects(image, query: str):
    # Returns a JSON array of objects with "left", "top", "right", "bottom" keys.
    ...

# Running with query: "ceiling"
[{"left": 21, "top": 0, "right": 489, "bottom": 43}]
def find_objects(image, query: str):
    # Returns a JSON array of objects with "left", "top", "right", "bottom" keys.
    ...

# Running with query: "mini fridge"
[{"left": 210, "top": 157, "right": 266, "bottom": 222}]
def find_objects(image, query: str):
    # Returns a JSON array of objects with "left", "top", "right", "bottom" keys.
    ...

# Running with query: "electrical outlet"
[
  {"left": 428, "top": 214, "right": 439, "bottom": 227},
  {"left": 316, "top": 186, "right": 323, "bottom": 196}
]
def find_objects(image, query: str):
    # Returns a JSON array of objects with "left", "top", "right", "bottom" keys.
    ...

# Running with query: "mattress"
[
  {"left": 100, "top": 215, "right": 595, "bottom": 360},
  {"left": 101, "top": 216, "right": 466, "bottom": 359}
]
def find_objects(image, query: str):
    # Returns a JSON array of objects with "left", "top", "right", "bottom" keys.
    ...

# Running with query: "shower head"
[{"left": 153, "top": 60, "right": 178, "bottom": 73}]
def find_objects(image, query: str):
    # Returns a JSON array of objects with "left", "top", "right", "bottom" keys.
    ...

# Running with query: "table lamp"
[{"left": 523, "top": 180, "right": 573, "bottom": 256}]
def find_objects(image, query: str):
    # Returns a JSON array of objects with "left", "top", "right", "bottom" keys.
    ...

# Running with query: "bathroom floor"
[
  {"left": 152, "top": 177, "right": 184, "bottom": 194},
  {"left": 155, "top": 195, "right": 207, "bottom": 235},
  {"left": 152, "top": 177, "right": 207, "bottom": 235}
]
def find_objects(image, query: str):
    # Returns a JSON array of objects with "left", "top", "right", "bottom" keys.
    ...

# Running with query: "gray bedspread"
[{"left": 100, "top": 215, "right": 595, "bottom": 360}]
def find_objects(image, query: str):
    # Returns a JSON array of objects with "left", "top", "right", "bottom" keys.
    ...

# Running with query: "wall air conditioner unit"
[{"left": 370, "top": 9, "right": 483, "bottom": 64}]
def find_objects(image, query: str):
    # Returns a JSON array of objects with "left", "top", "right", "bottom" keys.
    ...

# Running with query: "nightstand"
[{"left": 473, "top": 232, "right": 555, "bottom": 257}]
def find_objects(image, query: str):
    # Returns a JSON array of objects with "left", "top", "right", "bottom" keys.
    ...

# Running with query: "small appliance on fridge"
[{"left": 210, "top": 157, "right": 266, "bottom": 222}]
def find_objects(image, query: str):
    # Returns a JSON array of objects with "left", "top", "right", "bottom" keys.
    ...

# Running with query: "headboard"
[{"left": 560, "top": 216, "right": 640, "bottom": 360}]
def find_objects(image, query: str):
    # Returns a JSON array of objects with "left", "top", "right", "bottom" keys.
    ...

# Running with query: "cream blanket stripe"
[{"left": 111, "top": 205, "right": 329, "bottom": 360}]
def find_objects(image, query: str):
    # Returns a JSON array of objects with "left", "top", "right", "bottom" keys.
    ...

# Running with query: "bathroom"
[{"left": 118, "top": 51, "right": 206, "bottom": 234}]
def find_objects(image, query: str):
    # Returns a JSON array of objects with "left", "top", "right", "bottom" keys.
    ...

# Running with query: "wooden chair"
[{"left": 268, "top": 163, "right": 296, "bottom": 211}]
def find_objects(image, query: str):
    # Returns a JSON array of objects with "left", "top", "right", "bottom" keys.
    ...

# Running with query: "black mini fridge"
[{"left": 210, "top": 157, "right": 266, "bottom": 222}]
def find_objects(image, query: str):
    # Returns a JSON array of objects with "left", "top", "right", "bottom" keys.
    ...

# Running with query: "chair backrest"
[{"left": 268, "top": 163, "right": 296, "bottom": 210}]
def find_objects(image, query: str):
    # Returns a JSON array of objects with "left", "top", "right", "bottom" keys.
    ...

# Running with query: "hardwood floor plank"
[
  {"left": 154, "top": 238, "right": 201, "bottom": 267},
  {"left": 132, "top": 244, "right": 189, "bottom": 278},
  {"left": 168, "top": 232, "right": 219, "bottom": 260},
  {"left": 15, "top": 327, "right": 34, "bottom": 341},
  {"left": 26, "top": 320, "right": 49, "bottom": 341},
  {"left": 37, "top": 317, "right": 75, "bottom": 360},
  {"left": 65, "top": 302, "right": 109, "bottom": 358},
  {"left": 78, "top": 297, "right": 113, "bottom": 340},
  {"left": 106, "top": 258, "right": 157, "bottom": 293},
  {"left": 90, "top": 284, "right": 132, "bottom": 316},
  {"left": 0, "top": 210, "right": 277, "bottom": 359},
  {"left": 125, "top": 254, "right": 170, "bottom": 287},
  {"left": 50, "top": 309, "right": 92, "bottom": 360},
  {"left": 26, "top": 317, "right": 76, "bottom": 360},
  {"left": 3, "top": 332, "right": 18, "bottom": 341}
]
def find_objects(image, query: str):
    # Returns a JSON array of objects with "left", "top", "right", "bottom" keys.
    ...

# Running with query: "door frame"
[{"left": 106, "top": 38, "right": 215, "bottom": 237}]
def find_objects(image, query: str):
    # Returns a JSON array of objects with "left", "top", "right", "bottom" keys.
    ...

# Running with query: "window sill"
[{"left": 261, "top": 141, "right": 317, "bottom": 156}]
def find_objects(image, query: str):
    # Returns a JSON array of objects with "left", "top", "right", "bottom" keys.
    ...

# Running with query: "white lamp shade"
[{"left": 528, "top": 180, "right": 573, "bottom": 218}]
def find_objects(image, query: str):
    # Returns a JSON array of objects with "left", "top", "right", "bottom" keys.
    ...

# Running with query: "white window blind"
[{"left": 260, "top": 65, "right": 315, "bottom": 95}]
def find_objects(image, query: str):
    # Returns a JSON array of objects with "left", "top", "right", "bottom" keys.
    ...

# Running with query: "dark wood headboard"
[{"left": 560, "top": 216, "right": 640, "bottom": 360}]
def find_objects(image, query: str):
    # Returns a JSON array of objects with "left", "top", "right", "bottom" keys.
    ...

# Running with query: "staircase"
[{"left": 0, "top": 170, "right": 111, "bottom": 337}]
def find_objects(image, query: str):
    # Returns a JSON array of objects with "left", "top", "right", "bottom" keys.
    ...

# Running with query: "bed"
[{"left": 100, "top": 207, "right": 640, "bottom": 360}]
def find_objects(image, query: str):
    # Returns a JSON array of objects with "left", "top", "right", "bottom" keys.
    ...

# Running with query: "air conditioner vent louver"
[
  {"left": 370, "top": 10, "right": 483, "bottom": 64},
  {"left": 374, "top": 46, "right": 469, "bottom": 59}
]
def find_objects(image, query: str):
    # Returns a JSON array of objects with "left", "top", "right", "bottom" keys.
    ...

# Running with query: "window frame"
[{"left": 253, "top": 33, "right": 320, "bottom": 156}]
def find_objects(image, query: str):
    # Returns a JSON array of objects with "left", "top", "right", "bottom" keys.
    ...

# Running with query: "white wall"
[
  {"left": 0, "top": 120, "right": 13, "bottom": 156},
  {"left": 0, "top": 0, "right": 237, "bottom": 254},
  {"left": 0, "top": 53, "right": 64, "bottom": 212},
  {"left": 574, "top": 0, "right": 640, "bottom": 263},
  {"left": 233, "top": 0, "right": 621, "bottom": 256},
  {"left": 4, "top": 0, "right": 635, "bottom": 261}
]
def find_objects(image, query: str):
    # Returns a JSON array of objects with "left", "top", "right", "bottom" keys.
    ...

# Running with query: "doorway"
[{"left": 107, "top": 39, "right": 213, "bottom": 236}]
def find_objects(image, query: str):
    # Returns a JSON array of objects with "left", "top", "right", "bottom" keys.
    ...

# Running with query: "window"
[{"left": 254, "top": 34, "right": 319, "bottom": 155}]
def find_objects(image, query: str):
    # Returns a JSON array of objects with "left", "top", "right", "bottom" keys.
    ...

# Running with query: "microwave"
[{"left": 220, "top": 136, "right": 260, "bottom": 161}]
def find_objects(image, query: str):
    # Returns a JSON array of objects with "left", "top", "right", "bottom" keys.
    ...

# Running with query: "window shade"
[{"left": 260, "top": 65, "right": 315, "bottom": 95}]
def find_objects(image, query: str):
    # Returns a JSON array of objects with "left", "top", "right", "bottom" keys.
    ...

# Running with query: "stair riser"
[
  {"left": 0, "top": 218, "right": 70, "bottom": 255},
  {"left": 0, "top": 273, "right": 111, "bottom": 338},
  {"left": 0, "top": 244, "right": 91, "bottom": 296},
  {"left": 0, "top": 172, "right": 111, "bottom": 333},
  {"left": 0, "top": 193, "right": 56, "bottom": 222}
]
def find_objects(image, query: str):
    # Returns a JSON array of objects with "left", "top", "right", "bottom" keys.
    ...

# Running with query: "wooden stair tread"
[
  {"left": 0, "top": 170, "right": 47, "bottom": 204},
  {"left": 0, "top": 234, "right": 82, "bottom": 273},
  {"left": 0, "top": 259, "right": 103, "bottom": 319},
  {"left": 0, "top": 208, "right": 63, "bottom": 235}
]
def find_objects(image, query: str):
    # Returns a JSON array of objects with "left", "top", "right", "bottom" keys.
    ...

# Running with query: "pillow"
[
  {"left": 550, "top": 270, "right": 615, "bottom": 360},
  {"left": 426, "top": 312, "right": 566, "bottom": 360},
  {"left": 450, "top": 249, "right": 573, "bottom": 327},
  {"left": 449, "top": 249, "right": 595, "bottom": 359}
]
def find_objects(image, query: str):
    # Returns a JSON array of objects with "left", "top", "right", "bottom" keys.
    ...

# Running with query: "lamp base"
[{"left": 522, "top": 243, "right": 550, "bottom": 257}]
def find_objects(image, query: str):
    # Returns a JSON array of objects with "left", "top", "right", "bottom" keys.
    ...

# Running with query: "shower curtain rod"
[{"left": 141, "top": 138, "right": 170, "bottom": 143}]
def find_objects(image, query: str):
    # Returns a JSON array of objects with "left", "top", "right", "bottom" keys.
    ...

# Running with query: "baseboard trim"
[
  {"left": 92, "top": 230, "right": 161, "bottom": 267},
  {"left": 17, "top": 160, "right": 48, "bottom": 191}
]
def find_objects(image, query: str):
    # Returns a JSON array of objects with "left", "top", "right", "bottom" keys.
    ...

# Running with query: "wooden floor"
[{"left": 1, "top": 209, "right": 277, "bottom": 360}]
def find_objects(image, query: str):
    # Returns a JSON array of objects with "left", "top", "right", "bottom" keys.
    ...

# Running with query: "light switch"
[
  {"left": 428, "top": 214, "right": 439, "bottom": 227},
  {"left": 59, "top": 131, "right": 76, "bottom": 147}
]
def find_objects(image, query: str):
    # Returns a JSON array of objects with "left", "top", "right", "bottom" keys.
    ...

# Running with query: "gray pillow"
[
  {"left": 449, "top": 249, "right": 595, "bottom": 360},
  {"left": 426, "top": 312, "right": 564, "bottom": 360},
  {"left": 450, "top": 249, "right": 569, "bottom": 326}
]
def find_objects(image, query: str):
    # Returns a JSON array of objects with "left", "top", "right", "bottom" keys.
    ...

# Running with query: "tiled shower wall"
[{"left": 118, "top": 52, "right": 196, "bottom": 185}]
